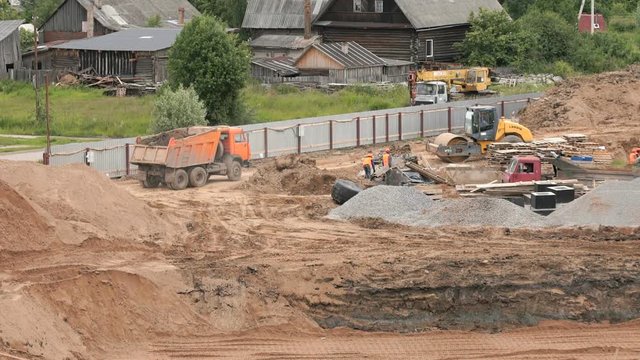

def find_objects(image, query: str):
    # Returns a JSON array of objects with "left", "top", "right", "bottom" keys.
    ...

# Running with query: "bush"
[
  {"left": 609, "top": 16, "right": 637, "bottom": 32},
  {"left": 150, "top": 86, "right": 207, "bottom": 133},
  {"left": 549, "top": 60, "right": 577, "bottom": 78}
]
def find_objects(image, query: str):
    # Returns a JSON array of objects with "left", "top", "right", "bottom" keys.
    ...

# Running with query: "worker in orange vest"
[
  {"left": 629, "top": 148, "right": 640, "bottom": 166},
  {"left": 362, "top": 152, "right": 374, "bottom": 179},
  {"left": 382, "top": 148, "right": 391, "bottom": 168}
]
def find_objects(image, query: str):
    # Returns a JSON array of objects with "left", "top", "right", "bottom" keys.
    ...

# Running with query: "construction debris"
[{"left": 57, "top": 68, "right": 158, "bottom": 96}]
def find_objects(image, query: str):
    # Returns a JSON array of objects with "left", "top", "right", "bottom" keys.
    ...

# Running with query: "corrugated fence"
[{"left": 49, "top": 92, "right": 541, "bottom": 177}]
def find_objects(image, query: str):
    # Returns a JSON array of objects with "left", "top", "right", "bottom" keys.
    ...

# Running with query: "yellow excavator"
[{"left": 428, "top": 105, "right": 534, "bottom": 162}]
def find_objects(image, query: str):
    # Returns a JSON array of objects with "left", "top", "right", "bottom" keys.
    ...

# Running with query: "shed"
[
  {"left": 295, "top": 41, "right": 389, "bottom": 83},
  {"left": 250, "top": 34, "right": 319, "bottom": 59},
  {"left": 251, "top": 57, "right": 299, "bottom": 83},
  {"left": 578, "top": 13, "right": 606, "bottom": 33},
  {"left": 40, "top": 0, "right": 199, "bottom": 42},
  {"left": 314, "top": 0, "right": 504, "bottom": 62},
  {"left": 49, "top": 28, "right": 180, "bottom": 82},
  {"left": 0, "top": 20, "right": 23, "bottom": 75}
]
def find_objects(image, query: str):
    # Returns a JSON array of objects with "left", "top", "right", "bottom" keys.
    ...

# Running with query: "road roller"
[{"left": 428, "top": 105, "right": 534, "bottom": 163}]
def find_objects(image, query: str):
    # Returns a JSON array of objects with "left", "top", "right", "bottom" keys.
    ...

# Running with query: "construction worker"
[
  {"left": 362, "top": 152, "right": 374, "bottom": 179},
  {"left": 382, "top": 148, "right": 391, "bottom": 168},
  {"left": 629, "top": 149, "right": 640, "bottom": 166}
]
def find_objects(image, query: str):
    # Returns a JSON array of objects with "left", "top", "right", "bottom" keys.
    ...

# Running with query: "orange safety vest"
[
  {"left": 629, "top": 152, "right": 638, "bottom": 165},
  {"left": 362, "top": 156, "right": 373, "bottom": 167},
  {"left": 382, "top": 153, "right": 390, "bottom": 167}
]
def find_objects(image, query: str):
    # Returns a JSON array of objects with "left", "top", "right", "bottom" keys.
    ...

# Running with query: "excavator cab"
[{"left": 465, "top": 106, "right": 498, "bottom": 141}]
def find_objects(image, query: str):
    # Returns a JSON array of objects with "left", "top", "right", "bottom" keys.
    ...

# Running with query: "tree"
[
  {"left": 455, "top": 9, "right": 525, "bottom": 67},
  {"left": 150, "top": 86, "right": 207, "bottom": 133},
  {"left": 515, "top": 10, "right": 578, "bottom": 70},
  {"left": 189, "top": 0, "right": 247, "bottom": 28},
  {"left": 0, "top": 1, "right": 21, "bottom": 20},
  {"left": 168, "top": 15, "right": 250, "bottom": 124},
  {"left": 502, "top": 0, "right": 535, "bottom": 20}
]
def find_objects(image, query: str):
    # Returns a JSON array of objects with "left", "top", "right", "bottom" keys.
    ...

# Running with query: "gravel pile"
[
  {"left": 327, "top": 186, "right": 434, "bottom": 222},
  {"left": 406, "top": 198, "right": 544, "bottom": 228},
  {"left": 546, "top": 179, "right": 640, "bottom": 227}
]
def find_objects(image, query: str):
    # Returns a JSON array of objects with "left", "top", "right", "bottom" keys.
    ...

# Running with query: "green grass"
[
  {"left": 243, "top": 83, "right": 410, "bottom": 122},
  {"left": 492, "top": 83, "right": 554, "bottom": 96},
  {"left": 0, "top": 81, "right": 154, "bottom": 138},
  {"left": 0, "top": 135, "right": 98, "bottom": 153},
  {"left": 0, "top": 80, "right": 548, "bottom": 140}
]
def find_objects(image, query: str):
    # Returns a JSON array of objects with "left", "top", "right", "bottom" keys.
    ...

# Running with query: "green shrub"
[
  {"left": 150, "top": 86, "right": 207, "bottom": 133},
  {"left": 273, "top": 84, "right": 300, "bottom": 95},
  {"left": 609, "top": 16, "right": 637, "bottom": 32},
  {"left": 550, "top": 60, "right": 577, "bottom": 78}
]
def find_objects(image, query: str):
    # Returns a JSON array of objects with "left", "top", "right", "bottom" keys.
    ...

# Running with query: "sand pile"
[
  {"left": 0, "top": 161, "right": 173, "bottom": 243},
  {"left": 519, "top": 65, "right": 640, "bottom": 134},
  {"left": 244, "top": 154, "right": 358, "bottom": 196},
  {"left": 0, "top": 179, "right": 58, "bottom": 251},
  {"left": 546, "top": 178, "right": 640, "bottom": 227}
]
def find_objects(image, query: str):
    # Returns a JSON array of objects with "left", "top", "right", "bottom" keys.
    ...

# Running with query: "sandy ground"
[{"left": 2, "top": 68, "right": 640, "bottom": 359}]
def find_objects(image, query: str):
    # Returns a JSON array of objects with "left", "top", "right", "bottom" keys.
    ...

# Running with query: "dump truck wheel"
[
  {"left": 503, "top": 135, "right": 523, "bottom": 143},
  {"left": 171, "top": 169, "right": 189, "bottom": 190},
  {"left": 142, "top": 175, "right": 161, "bottom": 188},
  {"left": 227, "top": 161, "right": 242, "bottom": 181},
  {"left": 331, "top": 179, "right": 363, "bottom": 204},
  {"left": 188, "top": 167, "right": 208, "bottom": 187}
]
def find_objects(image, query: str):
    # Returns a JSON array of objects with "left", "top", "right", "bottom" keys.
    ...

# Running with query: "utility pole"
[
  {"left": 44, "top": 73, "right": 51, "bottom": 165},
  {"left": 578, "top": 0, "right": 586, "bottom": 21},
  {"left": 590, "top": 0, "right": 595, "bottom": 34},
  {"left": 33, "top": 16, "right": 40, "bottom": 123}
]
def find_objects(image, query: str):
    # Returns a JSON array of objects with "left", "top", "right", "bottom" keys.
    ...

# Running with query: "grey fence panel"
[
  {"left": 302, "top": 122, "right": 331, "bottom": 153},
  {"left": 49, "top": 137, "right": 137, "bottom": 178},
  {"left": 266, "top": 127, "right": 299, "bottom": 157},
  {"left": 401, "top": 111, "right": 421, "bottom": 139},
  {"left": 247, "top": 129, "right": 266, "bottom": 159},
  {"left": 333, "top": 119, "right": 357, "bottom": 149},
  {"left": 505, "top": 99, "right": 529, "bottom": 118},
  {"left": 424, "top": 109, "right": 450, "bottom": 136},
  {"left": 359, "top": 116, "right": 374, "bottom": 145},
  {"left": 372, "top": 115, "right": 387, "bottom": 144},
  {"left": 387, "top": 113, "right": 400, "bottom": 142}
]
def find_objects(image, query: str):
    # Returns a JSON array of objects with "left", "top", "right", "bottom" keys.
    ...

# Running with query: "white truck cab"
[{"left": 413, "top": 81, "right": 447, "bottom": 105}]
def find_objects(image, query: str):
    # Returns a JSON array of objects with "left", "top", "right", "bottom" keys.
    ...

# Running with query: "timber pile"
[
  {"left": 456, "top": 179, "right": 587, "bottom": 197},
  {"left": 406, "top": 161, "right": 452, "bottom": 185},
  {"left": 57, "top": 68, "right": 158, "bottom": 95},
  {"left": 488, "top": 134, "right": 613, "bottom": 165}
]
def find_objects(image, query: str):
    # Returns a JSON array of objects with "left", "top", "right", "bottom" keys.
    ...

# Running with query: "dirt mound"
[
  {"left": 244, "top": 154, "right": 359, "bottom": 196},
  {"left": 0, "top": 161, "right": 174, "bottom": 243},
  {"left": 0, "top": 179, "right": 58, "bottom": 251},
  {"left": 520, "top": 65, "right": 640, "bottom": 131}
]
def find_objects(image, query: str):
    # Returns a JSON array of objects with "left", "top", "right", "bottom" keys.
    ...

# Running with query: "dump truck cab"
[
  {"left": 503, "top": 156, "right": 542, "bottom": 183},
  {"left": 218, "top": 126, "right": 251, "bottom": 163},
  {"left": 413, "top": 81, "right": 447, "bottom": 105}
]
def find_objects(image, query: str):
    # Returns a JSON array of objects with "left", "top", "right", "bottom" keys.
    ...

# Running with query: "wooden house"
[
  {"left": 0, "top": 20, "right": 22, "bottom": 75},
  {"left": 295, "top": 41, "right": 411, "bottom": 83},
  {"left": 40, "top": 0, "right": 199, "bottom": 43},
  {"left": 48, "top": 28, "right": 180, "bottom": 82},
  {"left": 314, "top": 0, "right": 504, "bottom": 62}
]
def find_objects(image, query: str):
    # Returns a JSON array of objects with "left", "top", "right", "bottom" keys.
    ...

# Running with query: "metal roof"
[
  {"left": 0, "top": 20, "right": 23, "bottom": 42},
  {"left": 250, "top": 34, "right": 319, "bottom": 49},
  {"left": 395, "top": 0, "right": 504, "bottom": 29},
  {"left": 44, "top": 0, "right": 200, "bottom": 31},
  {"left": 299, "top": 41, "right": 385, "bottom": 68},
  {"left": 242, "top": 0, "right": 331, "bottom": 29},
  {"left": 51, "top": 28, "right": 181, "bottom": 51},
  {"left": 252, "top": 57, "right": 299, "bottom": 76},
  {"left": 380, "top": 57, "right": 413, "bottom": 67}
]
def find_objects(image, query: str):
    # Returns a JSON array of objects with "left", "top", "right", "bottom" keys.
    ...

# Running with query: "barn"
[
  {"left": 39, "top": 0, "right": 199, "bottom": 43},
  {"left": 314, "top": 0, "right": 504, "bottom": 62},
  {"left": 0, "top": 20, "right": 23, "bottom": 76},
  {"left": 48, "top": 28, "right": 180, "bottom": 82},
  {"left": 295, "top": 41, "right": 411, "bottom": 83}
]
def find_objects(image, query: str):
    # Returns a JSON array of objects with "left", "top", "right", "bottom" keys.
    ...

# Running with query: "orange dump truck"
[{"left": 130, "top": 126, "right": 251, "bottom": 190}]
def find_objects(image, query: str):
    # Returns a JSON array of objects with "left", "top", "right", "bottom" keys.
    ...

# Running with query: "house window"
[
  {"left": 375, "top": 0, "right": 383, "bottom": 13},
  {"left": 354, "top": 0, "right": 362, "bottom": 12},
  {"left": 425, "top": 39, "right": 434, "bottom": 58}
]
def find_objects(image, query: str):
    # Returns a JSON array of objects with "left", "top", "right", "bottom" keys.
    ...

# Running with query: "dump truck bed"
[{"left": 130, "top": 130, "right": 221, "bottom": 169}]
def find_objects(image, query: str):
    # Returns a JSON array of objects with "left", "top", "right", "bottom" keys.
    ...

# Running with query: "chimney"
[
  {"left": 178, "top": 7, "right": 185, "bottom": 25},
  {"left": 341, "top": 43, "right": 349, "bottom": 54},
  {"left": 304, "top": 0, "right": 311, "bottom": 39},
  {"left": 86, "top": 1, "right": 95, "bottom": 38}
]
